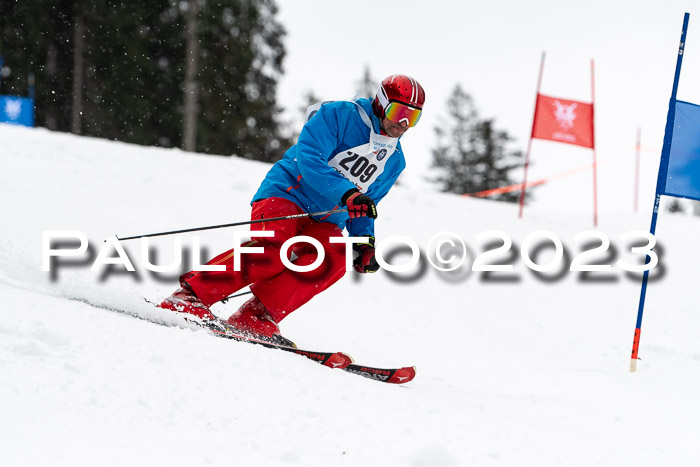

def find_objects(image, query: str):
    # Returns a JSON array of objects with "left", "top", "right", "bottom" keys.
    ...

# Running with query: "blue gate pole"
[{"left": 630, "top": 12, "right": 690, "bottom": 372}]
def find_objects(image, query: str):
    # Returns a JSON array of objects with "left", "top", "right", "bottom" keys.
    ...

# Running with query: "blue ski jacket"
[{"left": 252, "top": 98, "right": 406, "bottom": 238}]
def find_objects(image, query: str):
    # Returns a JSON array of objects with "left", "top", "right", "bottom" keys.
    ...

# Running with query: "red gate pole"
[
  {"left": 634, "top": 127, "right": 641, "bottom": 213},
  {"left": 519, "top": 52, "right": 545, "bottom": 218},
  {"left": 591, "top": 59, "right": 599, "bottom": 227}
]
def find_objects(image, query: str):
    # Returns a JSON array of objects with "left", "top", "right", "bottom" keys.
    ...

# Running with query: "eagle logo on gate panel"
[{"left": 553, "top": 101, "right": 577, "bottom": 129}]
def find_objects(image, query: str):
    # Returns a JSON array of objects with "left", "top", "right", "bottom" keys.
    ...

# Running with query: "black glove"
[
  {"left": 353, "top": 237, "right": 379, "bottom": 273},
  {"left": 342, "top": 189, "right": 377, "bottom": 219}
]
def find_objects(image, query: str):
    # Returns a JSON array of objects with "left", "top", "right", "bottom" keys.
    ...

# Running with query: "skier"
[{"left": 158, "top": 74, "right": 426, "bottom": 341}]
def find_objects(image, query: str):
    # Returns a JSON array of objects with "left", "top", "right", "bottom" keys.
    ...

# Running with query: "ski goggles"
[{"left": 384, "top": 101, "right": 422, "bottom": 127}]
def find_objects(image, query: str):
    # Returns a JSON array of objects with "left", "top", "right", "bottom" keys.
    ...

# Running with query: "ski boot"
[
  {"left": 227, "top": 296, "right": 295, "bottom": 347},
  {"left": 158, "top": 285, "right": 217, "bottom": 323}
]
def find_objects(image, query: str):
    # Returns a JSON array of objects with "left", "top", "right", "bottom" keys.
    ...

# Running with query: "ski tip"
[
  {"left": 388, "top": 366, "right": 416, "bottom": 384},
  {"left": 324, "top": 352, "right": 354, "bottom": 369}
]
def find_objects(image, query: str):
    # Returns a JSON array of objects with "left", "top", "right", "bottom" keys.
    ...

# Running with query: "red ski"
[
  {"left": 70, "top": 296, "right": 415, "bottom": 385},
  {"left": 199, "top": 318, "right": 416, "bottom": 384},
  {"left": 201, "top": 319, "right": 353, "bottom": 370}
]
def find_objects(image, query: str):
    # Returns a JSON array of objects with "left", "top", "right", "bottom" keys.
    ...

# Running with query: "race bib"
[{"left": 328, "top": 131, "right": 398, "bottom": 193}]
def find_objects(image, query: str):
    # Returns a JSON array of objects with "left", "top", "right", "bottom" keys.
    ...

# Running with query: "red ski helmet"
[{"left": 372, "top": 74, "right": 425, "bottom": 126}]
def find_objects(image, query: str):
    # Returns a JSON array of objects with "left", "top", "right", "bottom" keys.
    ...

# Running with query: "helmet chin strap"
[{"left": 379, "top": 118, "right": 388, "bottom": 136}]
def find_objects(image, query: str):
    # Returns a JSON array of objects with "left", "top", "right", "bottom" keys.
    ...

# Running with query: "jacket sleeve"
[{"left": 294, "top": 102, "right": 359, "bottom": 206}]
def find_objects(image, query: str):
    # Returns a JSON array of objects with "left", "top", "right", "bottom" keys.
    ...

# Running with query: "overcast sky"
[{"left": 275, "top": 1, "right": 699, "bottom": 220}]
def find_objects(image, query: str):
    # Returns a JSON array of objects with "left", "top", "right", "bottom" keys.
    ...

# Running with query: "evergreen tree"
[
  {"left": 666, "top": 199, "right": 685, "bottom": 213},
  {"left": 299, "top": 90, "right": 323, "bottom": 116},
  {"left": 195, "top": 0, "right": 290, "bottom": 160},
  {"left": 1, "top": 0, "right": 291, "bottom": 161},
  {"left": 355, "top": 65, "right": 376, "bottom": 99},
  {"left": 80, "top": 0, "right": 182, "bottom": 145},
  {"left": 431, "top": 84, "right": 524, "bottom": 203},
  {"left": 297, "top": 89, "right": 323, "bottom": 126},
  {"left": 0, "top": 0, "right": 75, "bottom": 131}
]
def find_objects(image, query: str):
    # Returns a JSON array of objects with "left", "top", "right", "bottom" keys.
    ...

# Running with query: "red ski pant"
[{"left": 181, "top": 198, "right": 347, "bottom": 323}]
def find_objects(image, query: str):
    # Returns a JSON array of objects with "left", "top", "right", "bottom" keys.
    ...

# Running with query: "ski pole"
[
  {"left": 221, "top": 290, "right": 253, "bottom": 304},
  {"left": 116, "top": 208, "right": 348, "bottom": 241}
]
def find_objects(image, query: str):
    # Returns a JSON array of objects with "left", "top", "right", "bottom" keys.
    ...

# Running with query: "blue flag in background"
[
  {"left": 664, "top": 100, "right": 700, "bottom": 201},
  {"left": 0, "top": 96, "right": 34, "bottom": 127}
]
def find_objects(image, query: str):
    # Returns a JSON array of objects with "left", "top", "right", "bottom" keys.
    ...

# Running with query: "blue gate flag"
[
  {"left": 664, "top": 100, "right": 700, "bottom": 201},
  {"left": 0, "top": 96, "right": 34, "bottom": 127}
]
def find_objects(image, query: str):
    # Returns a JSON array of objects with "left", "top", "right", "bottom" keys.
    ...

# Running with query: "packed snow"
[{"left": 2, "top": 123, "right": 700, "bottom": 466}]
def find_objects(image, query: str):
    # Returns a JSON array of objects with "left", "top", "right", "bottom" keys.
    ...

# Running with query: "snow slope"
[{"left": 2, "top": 123, "right": 700, "bottom": 467}]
